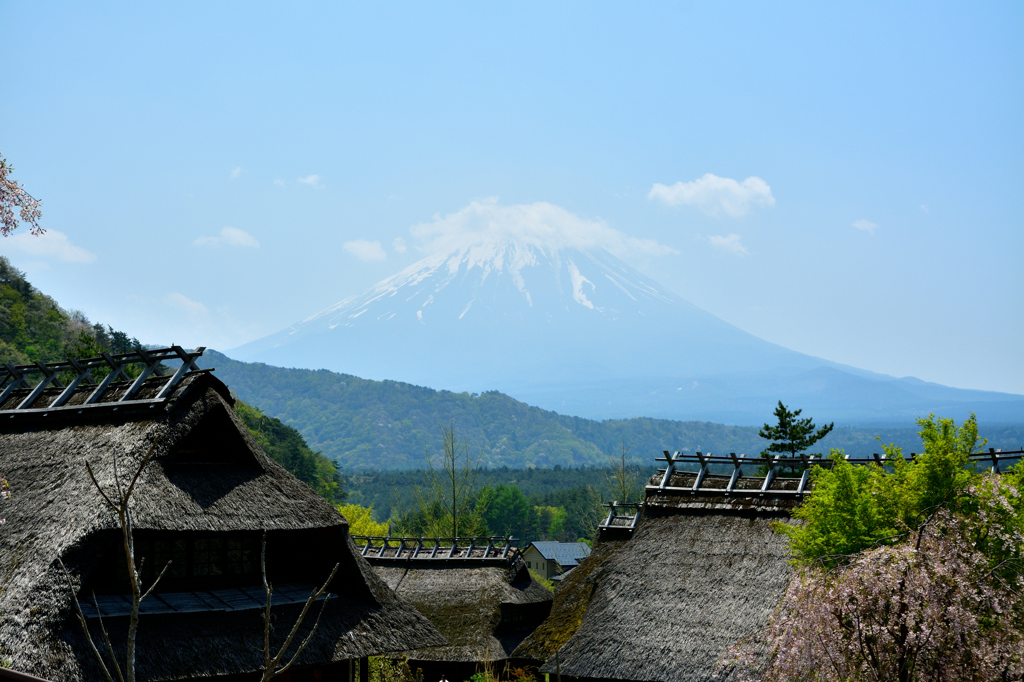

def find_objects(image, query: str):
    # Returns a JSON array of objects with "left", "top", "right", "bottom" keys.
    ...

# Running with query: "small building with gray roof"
[{"left": 522, "top": 541, "right": 591, "bottom": 581}]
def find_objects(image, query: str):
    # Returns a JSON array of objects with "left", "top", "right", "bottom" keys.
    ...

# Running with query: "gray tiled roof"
[{"left": 528, "top": 541, "right": 591, "bottom": 567}]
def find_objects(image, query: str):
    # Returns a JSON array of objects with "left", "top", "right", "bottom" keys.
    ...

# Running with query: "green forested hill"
[
  {"left": 0, "top": 257, "right": 341, "bottom": 501},
  {"left": 201, "top": 350, "right": 1024, "bottom": 471},
  {"left": 0, "top": 257, "right": 143, "bottom": 364}
]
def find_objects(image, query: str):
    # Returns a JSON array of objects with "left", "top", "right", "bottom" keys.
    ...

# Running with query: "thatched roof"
[
  {"left": 515, "top": 469, "right": 798, "bottom": 682},
  {"left": 0, "top": 370, "right": 443, "bottom": 681},
  {"left": 372, "top": 552, "right": 553, "bottom": 664},
  {"left": 511, "top": 539, "right": 624, "bottom": 664}
]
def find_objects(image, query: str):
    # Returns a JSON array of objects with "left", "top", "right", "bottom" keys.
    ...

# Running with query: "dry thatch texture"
[
  {"left": 374, "top": 555, "right": 552, "bottom": 664},
  {"left": 0, "top": 372, "right": 443, "bottom": 681},
  {"left": 512, "top": 470, "right": 799, "bottom": 682},
  {"left": 535, "top": 506, "right": 795, "bottom": 682},
  {"left": 511, "top": 540, "right": 624, "bottom": 663}
]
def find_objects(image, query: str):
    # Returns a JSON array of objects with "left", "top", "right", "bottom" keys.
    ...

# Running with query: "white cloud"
[
  {"left": 273, "top": 179, "right": 286, "bottom": 187},
  {"left": 230, "top": 166, "right": 242, "bottom": 179},
  {"left": 164, "top": 292, "right": 208, "bottom": 315},
  {"left": 708, "top": 234, "right": 749, "bottom": 256},
  {"left": 193, "top": 227, "right": 260, "bottom": 248},
  {"left": 920, "top": 204, "right": 929, "bottom": 213},
  {"left": 344, "top": 240, "right": 388, "bottom": 261},
  {"left": 297, "top": 174, "right": 322, "bottom": 189},
  {"left": 410, "top": 198, "right": 677, "bottom": 257},
  {"left": 853, "top": 219, "right": 879, "bottom": 233},
  {"left": 649, "top": 173, "right": 775, "bottom": 217},
  {"left": 2, "top": 229, "right": 96, "bottom": 263},
  {"left": 392, "top": 237, "right": 407, "bottom": 253}
]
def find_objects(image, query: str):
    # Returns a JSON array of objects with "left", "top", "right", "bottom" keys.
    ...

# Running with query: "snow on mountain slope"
[
  {"left": 229, "top": 202, "right": 1023, "bottom": 424},
  {"left": 232, "top": 240, "right": 821, "bottom": 386}
]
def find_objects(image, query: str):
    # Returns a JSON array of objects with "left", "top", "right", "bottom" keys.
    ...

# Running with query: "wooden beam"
[{"left": 726, "top": 453, "right": 746, "bottom": 493}]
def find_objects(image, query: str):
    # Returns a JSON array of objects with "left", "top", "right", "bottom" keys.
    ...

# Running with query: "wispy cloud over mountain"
[
  {"left": 649, "top": 173, "right": 775, "bottom": 217},
  {"left": 409, "top": 198, "right": 676, "bottom": 257},
  {"left": 2, "top": 229, "right": 96, "bottom": 263},
  {"left": 708, "top": 233, "right": 749, "bottom": 255},
  {"left": 194, "top": 227, "right": 260, "bottom": 248},
  {"left": 164, "top": 292, "right": 208, "bottom": 314},
  {"left": 344, "top": 239, "right": 388, "bottom": 261}
]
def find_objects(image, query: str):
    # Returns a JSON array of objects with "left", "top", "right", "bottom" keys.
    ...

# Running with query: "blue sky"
[{"left": 1, "top": 2, "right": 1021, "bottom": 395}]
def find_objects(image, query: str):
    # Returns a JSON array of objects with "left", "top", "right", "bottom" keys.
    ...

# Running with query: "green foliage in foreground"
[
  {"left": 779, "top": 413, "right": 1024, "bottom": 570},
  {"left": 234, "top": 399, "right": 345, "bottom": 502}
]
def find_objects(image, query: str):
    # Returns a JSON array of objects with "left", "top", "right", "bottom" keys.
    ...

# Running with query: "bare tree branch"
[
  {"left": 57, "top": 558, "right": 116, "bottom": 682},
  {"left": 270, "top": 564, "right": 340, "bottom": 678},
  {"left": 140, "top": 560, "right": 173, "bottom": 602},
  {"left": 91, "top": 591, "right": 126, "bottom": 682},
  {"left": 259, "top": 531, "right": 340, "bottom": 682}
]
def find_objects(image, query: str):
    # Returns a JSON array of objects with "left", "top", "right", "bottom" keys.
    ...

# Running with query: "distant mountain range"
[
  {"left": 200, "top": 351, "right": 1024, "bottom": 471},
  {"left": 228, "top": 240, "right": 1023, "bottom": 424}
]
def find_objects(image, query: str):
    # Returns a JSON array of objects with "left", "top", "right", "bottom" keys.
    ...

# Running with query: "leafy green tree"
[
  {"left": 731, "top": 414, "right": 1024, "bottom": 681},
  {"left": 480, "top": 484, "right": 531, "bottom": 538},
  {"left": 336, "top": 503, "right": 390, "bottom": 536},
  {"left": 777, "top": 413, "right": 990, "bottom": 568},
  {"left": 759, "top": 401, "right": 834, "bottom": 462}
]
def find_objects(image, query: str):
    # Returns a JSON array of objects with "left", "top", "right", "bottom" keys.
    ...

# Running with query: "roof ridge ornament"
[
  {"left": 647, "top": 449, "right": 1024, "bottom": 500},
  {"left": 0, "top": 346, "right": 206, "bottom": 413},
  {"left": 351, "top": 535, "right": 521, "bottom": 564}
]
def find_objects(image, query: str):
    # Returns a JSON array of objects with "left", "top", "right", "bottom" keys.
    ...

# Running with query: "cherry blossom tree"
[
  {"left": 723, "top": 475, "right": 1024, "bottom": 681},
  {"left": 1, "top": 152, "right": 43, "bottom": 236},
  {"left": 0, "top": 474, "right": 8, "bottom": 526}
]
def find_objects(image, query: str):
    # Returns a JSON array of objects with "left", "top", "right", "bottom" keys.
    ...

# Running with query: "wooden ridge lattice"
[
  {"left": 351, "top": 535, "right": 521, "bottom": 564},
  {"left": 0, "top": 346, "right": 206, "bottom": 413},
  {"left": 648, "top": 448, "right": 1024, "bottom": 499},
  {"left": 597, "top": 501, "right": 643, "bottom": 538}
]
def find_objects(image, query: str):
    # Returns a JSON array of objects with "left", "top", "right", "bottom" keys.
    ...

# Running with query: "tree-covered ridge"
[
  {"left": 202, "top": 351, "right": 1024, "bottom": 471},
  {"left": 0, "top": 256, "right": 141, "bottom": 366},
  {"left": 234, "top": 399, "right": 344, "bottom": 503},
  {"left": 0, "top": 259, "right": 342, "bottom": 504}
]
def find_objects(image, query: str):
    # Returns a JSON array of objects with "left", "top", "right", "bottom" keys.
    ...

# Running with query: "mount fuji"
[{"left": 230, "top": 240, "right": 1023, "bottom": 425}]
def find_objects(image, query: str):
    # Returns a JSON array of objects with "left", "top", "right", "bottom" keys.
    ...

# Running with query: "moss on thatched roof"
[
  {"left": 513, "top": 470, "right": 798, "bottom": 682},
  {"left": 511, "top": 539, "right": 624, "bottom": 663},
  {"left": 374, "top": 555, "right": 552, "bottom": 664},
  {"left": 0, "top": 372, "right": 443, "bottom": 681}
]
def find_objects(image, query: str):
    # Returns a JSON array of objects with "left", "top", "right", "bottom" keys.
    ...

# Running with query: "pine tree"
[{"left": 758, "top": 401, "right": 834, "bottom": 461}]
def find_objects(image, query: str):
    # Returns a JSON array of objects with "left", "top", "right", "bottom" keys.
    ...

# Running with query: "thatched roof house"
[
  {"left": 0, "top": 348, "right": 443, "bottom": 682},
  {"left": 354, "top": 536, "right": 553, "bottom": 680},
  {"left": 513, "top": 452, "right": 802, "bottom": 682}
]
